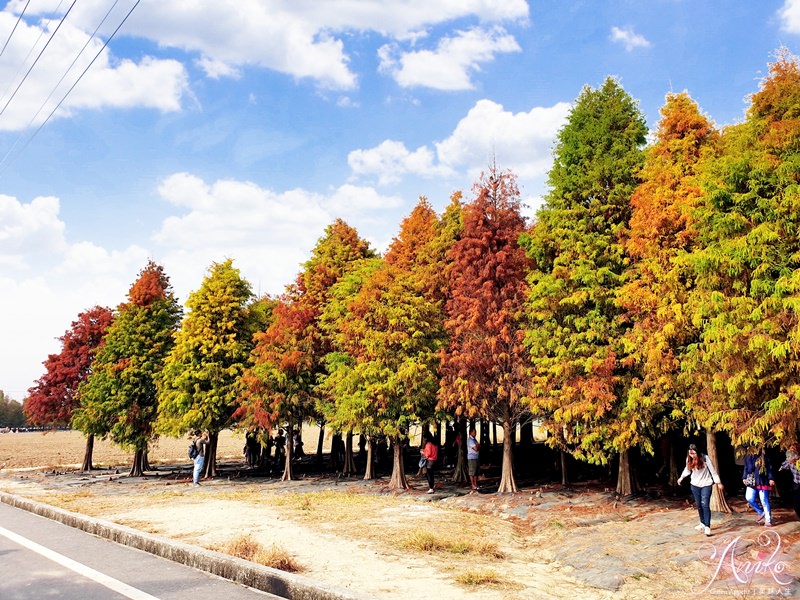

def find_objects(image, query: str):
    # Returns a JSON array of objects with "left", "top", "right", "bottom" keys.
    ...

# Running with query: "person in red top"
[{"left": 421, "top": 431, "right": 439, "bottom": 494}]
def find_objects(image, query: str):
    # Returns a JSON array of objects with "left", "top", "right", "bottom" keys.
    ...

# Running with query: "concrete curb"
[{"left": 0, "top": 491, "right": 373, "bottom": 600}]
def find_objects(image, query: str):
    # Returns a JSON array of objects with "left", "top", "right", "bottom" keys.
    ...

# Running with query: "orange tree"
[
  {"left": 237, "top": 220, "right": 374, "bottom": 480},
  {"left": 439, "top": 168, "right": 531, "bottom": 494},
  {"left": 619, "top": 92, "right": 720, "bottom": 485},
  {"left": 522, "top": 78, "right": 647, "bottom": 496},
  {"left": 320, "top": 199, "right": 449, "bottom": 489},
  {"left": 73, "top": 261, "right": 182, "bottom": 476},
  {"left": 25, "top": 305, "right": 113, "bottom": 470}
]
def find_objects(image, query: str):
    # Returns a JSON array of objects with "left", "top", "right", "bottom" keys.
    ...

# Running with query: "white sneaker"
[
  {"left": 427, "top": 488, "right": 434, "bottom": 494},
  {"left": 704, "top": 526, "right": 711, "bottom": 536},
  {"left": 694, "top": 523, "right": 705, "bottom": 531}
]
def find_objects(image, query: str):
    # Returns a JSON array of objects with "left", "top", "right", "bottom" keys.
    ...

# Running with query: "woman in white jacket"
[{"left": 677, "top": 443, "right": 724, "bottom": 536}]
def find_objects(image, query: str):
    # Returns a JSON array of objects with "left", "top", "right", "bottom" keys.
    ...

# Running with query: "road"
[{"left": 0, "top": 502, "right": 280, "bottom": 599}]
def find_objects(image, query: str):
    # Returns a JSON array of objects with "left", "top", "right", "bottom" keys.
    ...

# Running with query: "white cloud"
[
  {"left": 0, "top": 11, "right": 188, "bottom": 130},
  {"left": 349, "top": 99, "right": 570, "bottom": 186},
  {"left": 348, "top": 140, "right": 455, "bottom": 185},
  {"left": 610, "top": 26, "right": 652, "bottom": 52},
  {"left": 195, "top": 56, "right": 241, "bottom": 80},
  {"left": 154, "top": 173, "right": 404, "bottom": 299},
  {"left": 7, "top": 1, "right": 528, "bottom": 93},
  {"left": 0, "top": 194, "right": 66, "bottom": 269},
  {"left": 778, "top": 0, "right": 800, "bottom": 32},
  {"left": 379, "top": 26, "right": 520, "bottom": 90}
]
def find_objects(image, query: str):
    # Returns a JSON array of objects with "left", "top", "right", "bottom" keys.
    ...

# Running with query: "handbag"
[{"left": 743, "top": 473, "right": 756, "bottom": 487}]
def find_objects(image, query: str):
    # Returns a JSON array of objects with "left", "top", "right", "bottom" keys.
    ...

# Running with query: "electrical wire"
[
  {"left": 0, "top": 0, "right": 68, "bottom": 108},
  {"left": 0, "top": 0, "right": 31, "bottom": 58},
  {"left": 0, "top": 0, "right": 123, "bottom": 168},
  {"left": 0, "top": 0, "right": 142, "bottom": 177},
  {"left": 0, "top": 0, "right": 77, "bottom": 118}
]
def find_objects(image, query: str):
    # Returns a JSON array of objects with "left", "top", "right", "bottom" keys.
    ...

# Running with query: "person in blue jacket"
[{"left": 742, "top": 451, "right": 775, "bottom": 527}]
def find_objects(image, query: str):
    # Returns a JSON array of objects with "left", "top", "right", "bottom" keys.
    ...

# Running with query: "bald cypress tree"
[
  {"left": 74, "top": 261, "right": 182, "bottom": 477},
  {"left": 157, "top": 259, "right": 255, "bottom": 478},
  {"left": 440, "top": 168, "right": 531, "bottom": 494},
  {"left": 523, "top": 78, "right": 647, "bottom": 496}
]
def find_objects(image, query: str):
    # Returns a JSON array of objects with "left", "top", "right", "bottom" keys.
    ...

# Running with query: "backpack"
[{"left": 188, "top": 441, "right": 199, "bottom": 459}]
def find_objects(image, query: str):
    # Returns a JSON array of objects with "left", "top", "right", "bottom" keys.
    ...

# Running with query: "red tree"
[
  {"left": 439, "top": 167, "right": 532, "bottom": 493},
  {"left": 25, "top": 306, "right": 114, "bottom": 470}
]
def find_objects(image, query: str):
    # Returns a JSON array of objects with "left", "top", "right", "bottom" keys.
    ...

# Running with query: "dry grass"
[
  {"left": 399, "top": 530, "right": 505, "bottom": 558},
  {"left": 455, "top": 569, "right": 516, "bottom": 588},
  {"left": 218, "top": 534, "right": 304, "bottom": 572}
]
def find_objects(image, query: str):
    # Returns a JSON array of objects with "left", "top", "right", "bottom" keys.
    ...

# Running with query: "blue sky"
[{"left": 1, "top": 0, "right": 799, "bottom": 400}]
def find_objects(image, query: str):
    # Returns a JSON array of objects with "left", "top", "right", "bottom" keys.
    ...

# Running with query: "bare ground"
[{"left": 1, "top": 430, "right": 798, "bottom": 600}]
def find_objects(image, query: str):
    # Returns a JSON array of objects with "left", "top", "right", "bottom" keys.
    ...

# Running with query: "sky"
[{"left": 1, "top": 0, "right": 799, "bottom": 402}]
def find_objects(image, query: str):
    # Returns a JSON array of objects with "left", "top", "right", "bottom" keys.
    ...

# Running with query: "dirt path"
[{"left": 0, "top": 432, "right": 798, "bottom": 599}]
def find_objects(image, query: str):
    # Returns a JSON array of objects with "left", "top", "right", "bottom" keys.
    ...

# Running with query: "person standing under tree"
[
  {"left": 192, "top": 429, "right": 210, "bottom": 487},
  {"left": 677, "top": 443, "right": 724, "bottom": 536},
  {"left": 742, "top": 450, "right": 775, "bottom": 526},
  {"left": 467, "top": 426, "right": 480, "bottom": 491},
  {"left": 421, "top": 431, "right": 439, "bottom": 494}
]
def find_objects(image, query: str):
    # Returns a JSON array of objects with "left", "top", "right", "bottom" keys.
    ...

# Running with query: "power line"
[
  {"left": 0, "top": 0, "right": 142, "bottom": 177},
  {"left": 0, "top": 0, "right": 77, "bottom": 118},
  {"left": 0, "top": 0, "right": 123, "bottom": 169},
  {"left": 0, "top": 0, "right": 68, "bottom": 107},
  {"left": 0, "top": 0, "right": 31, "bottom": 58}
]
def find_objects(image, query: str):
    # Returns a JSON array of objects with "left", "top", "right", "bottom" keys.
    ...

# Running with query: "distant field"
[{"left": 0, "top": 429, "right": 248, "bottom": 470}]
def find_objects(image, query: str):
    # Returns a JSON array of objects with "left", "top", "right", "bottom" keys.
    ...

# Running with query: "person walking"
[
  {"left": 191, "top": 429, "right": 209, "bottom": 486},
  {"left": 779, "top": 448, "right": 800, "bottom": 520},
  {"left": 467, "top": 426, "right": 480, "bottom": 491},
  {"left": 677, "top": 443, "right": 724, "bottom": 536},
  {"left": 743, "top": 450, "right": 776, "bottom": 527},
  {"left": 421, "top": 431, "right": 439, "bottom": 494}
]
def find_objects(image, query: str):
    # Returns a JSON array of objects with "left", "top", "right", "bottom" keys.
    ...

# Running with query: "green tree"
[
  {"left": 0, "top": 391, "right": 25, "bottom": 428},
  {"left": 522, "top": 78, "right": 647, "bottom": 496},
  {"left": 682, "top": 50, "right": 800, "bottom": 455},
  {"left": 157, "top": 259, "right": 255, "bottom": 478},
  {"left": 321, "top": 199, "right": 447, "bottom": 489},
  {"left": 440, "top": 168, "right": 531, "bottom": 493},
  {"left": 24, "top": 305, "right": 114, "bottom": 469},
  {"left": 238, "top": 220, "right": 374, "bottom": 480},
  {"left": 74, "top": 261, "right": 182, "bottom": 476}
]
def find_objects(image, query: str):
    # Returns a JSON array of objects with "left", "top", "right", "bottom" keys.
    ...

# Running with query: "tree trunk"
[
  {"left": 128, "top": 447, "right": 146, "bottom": 477},
  {"left": 519, "top": 421, "right": 533, "bottom": 471},
  {"left": 616, "top": 448, "right": 638, "bottom": 497},
  {"left": 281, "top": 418, "right": 296, "bottom": 481},
  {"left": 388, "top": 435, "right": 409, "bottom": 490},
  {"left": 81, "top": 434, "right": 95, "bottom": 471},
  {"left": 316, "top": 423, "right": 325, "bottom": 464},
  {"left": 363, "top": 437, "right": 376, "bottom": 480},
  {"left": 479, "top": 420, "right": 490, "bottom": 463},
  {"left": 142, "top": 449, "right": 151, "bottom": 472},
  {"left": 451, "top": 418, "right": 468, "bottom": 484},
  {"left": 330, "top": 433, "right": 342, "bottom": 471},
  {"left": 496, "top": 420, "right": 517, "bottom": 493},
  {"left": 203, "top": 432, "right": 219, "bottom": 478},
  {"left": 342, "top": 431, "right": 356, "bottom": 476},
  {"left": 706, "top": 430, "right": 731, "bottom": 513},
  {"left": 560, "top": 449, "right": 569, "bottom": 486},
  {"left": 669, "top": 439, "right": 680, "bottom": 486}
]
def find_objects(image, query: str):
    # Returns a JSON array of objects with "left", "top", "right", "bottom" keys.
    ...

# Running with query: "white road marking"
[{"left": 0, "top": 525, "right": 160, "bottom": 600}]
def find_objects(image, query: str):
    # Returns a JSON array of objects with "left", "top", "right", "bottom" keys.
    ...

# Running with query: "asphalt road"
[{"left": 0, "top": 502, "right": 280, "bottom": 600}]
